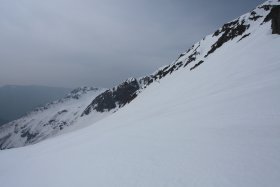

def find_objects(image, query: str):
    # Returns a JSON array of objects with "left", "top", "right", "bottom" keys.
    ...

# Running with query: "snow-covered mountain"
[
  {"left": 1, "top": 1, "right": 279, "bottom": 150},
  {"left": 0, "top": 87, "right": 106, "bottom": 149},
  {"left": 0, "top": 1, "right": 279, "bottom": 186}
]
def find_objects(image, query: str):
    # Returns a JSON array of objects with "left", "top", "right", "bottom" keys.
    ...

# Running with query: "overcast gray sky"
[{"left": 0, "top": 0, "right": 264, "bottom": 88}]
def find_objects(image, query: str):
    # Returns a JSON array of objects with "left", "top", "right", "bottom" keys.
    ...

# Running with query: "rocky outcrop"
[
  {"left": 190, "top": 60, "right": 204, "bottom": 71},
  {"left": 206, "top": 20, "right": 250, "bottom": 57},
  {"left": 264, "top": 5, "right": 280, "bottom": 34},
  {"left": 82, "top": 78, "right": 140, "bottom": 114}
]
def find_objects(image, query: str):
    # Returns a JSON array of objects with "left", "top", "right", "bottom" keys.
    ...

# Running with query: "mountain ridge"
[
  {"left": 81, "top": 0, "right": 280, "bottom": 116},
  {"left": 0, "top": 0, "right": 279, "bottom": 150}
]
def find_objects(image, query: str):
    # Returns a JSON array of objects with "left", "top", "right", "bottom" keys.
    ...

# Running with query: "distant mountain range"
[{"left": 0, "top": 85, "right": 72, "bottom": 126}]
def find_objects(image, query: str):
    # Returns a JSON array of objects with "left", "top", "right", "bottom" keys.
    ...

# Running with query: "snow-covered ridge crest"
[
  {"left": 166, "top": 0, "right": 279, "bottom": 72},
  {"left": 82, "top": 0, "right": 280, "bottom": 116},
  {"left": 138, "top": 0, "right": 279, "bottom": 83}
]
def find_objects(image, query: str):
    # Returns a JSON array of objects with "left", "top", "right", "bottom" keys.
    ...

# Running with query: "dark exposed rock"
[
  {"left": 264, "top": 6, "right": 280, "bottom": 34},
  {"left": 238, "top": 33, "right": 251, "bottom": 42},
  {"left": 249, "top": 11, "right": 263, "bottom": 21},
  {"left": 138, "top": 76, "right": 152, "bottom": 88},
  {"left": 48, "top": 119, "right": 56, "bottom": 124},
  {"left": 259, "top": 4, "right": 273, "bottom": 11},
  {"left": 57, "top": 110, "right": 68, "bottom": 115},
  {"left": 190, "top": 61, "right": 204, "bottom": 71},
  {"left": 184, "top": 49, "right": 200, "bottom": 67},
  {"left": 82, "top": 78, "right": 140, "bottom": 114},
  {"left": 155, "top": 64, "right": 180, "bottom": 80},
  {"left": 212, "top": 20, "right": 241, "bottom": 37},
  {"left": 206, "top": 20, "right": 249, "bottom": 57},
  {"left": 176, "top": 53, "right": 185, "bottom": 61},
  {"left": 142, "top": 61, "right": 185, "bottom": 87},
  {"left": 21, "top": 130, "right": 39, "bottom": 143},
  {"left": 0, "top": 134, "right": 11, "bottom": 150}
]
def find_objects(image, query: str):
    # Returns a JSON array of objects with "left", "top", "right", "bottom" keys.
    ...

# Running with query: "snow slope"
[{"left": 0, "top": 1, "right": 279, "bottom": 186}]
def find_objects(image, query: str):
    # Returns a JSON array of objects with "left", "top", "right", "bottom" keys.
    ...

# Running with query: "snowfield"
[{"left": 0, "top": 1, "right": 280, "bottom": 187}]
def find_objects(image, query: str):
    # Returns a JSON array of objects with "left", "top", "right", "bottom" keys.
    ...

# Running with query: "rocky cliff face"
[
  {"left": 82, "top": 78, "right": 140, "bottom": 114},
  {"left": 264, "top": 5, "right": 280, "bottom": 34}
]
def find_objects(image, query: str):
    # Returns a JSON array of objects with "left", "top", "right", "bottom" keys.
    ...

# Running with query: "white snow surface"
[{"left": 0, "top": 1, "right": 280, "bottom": 186}]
